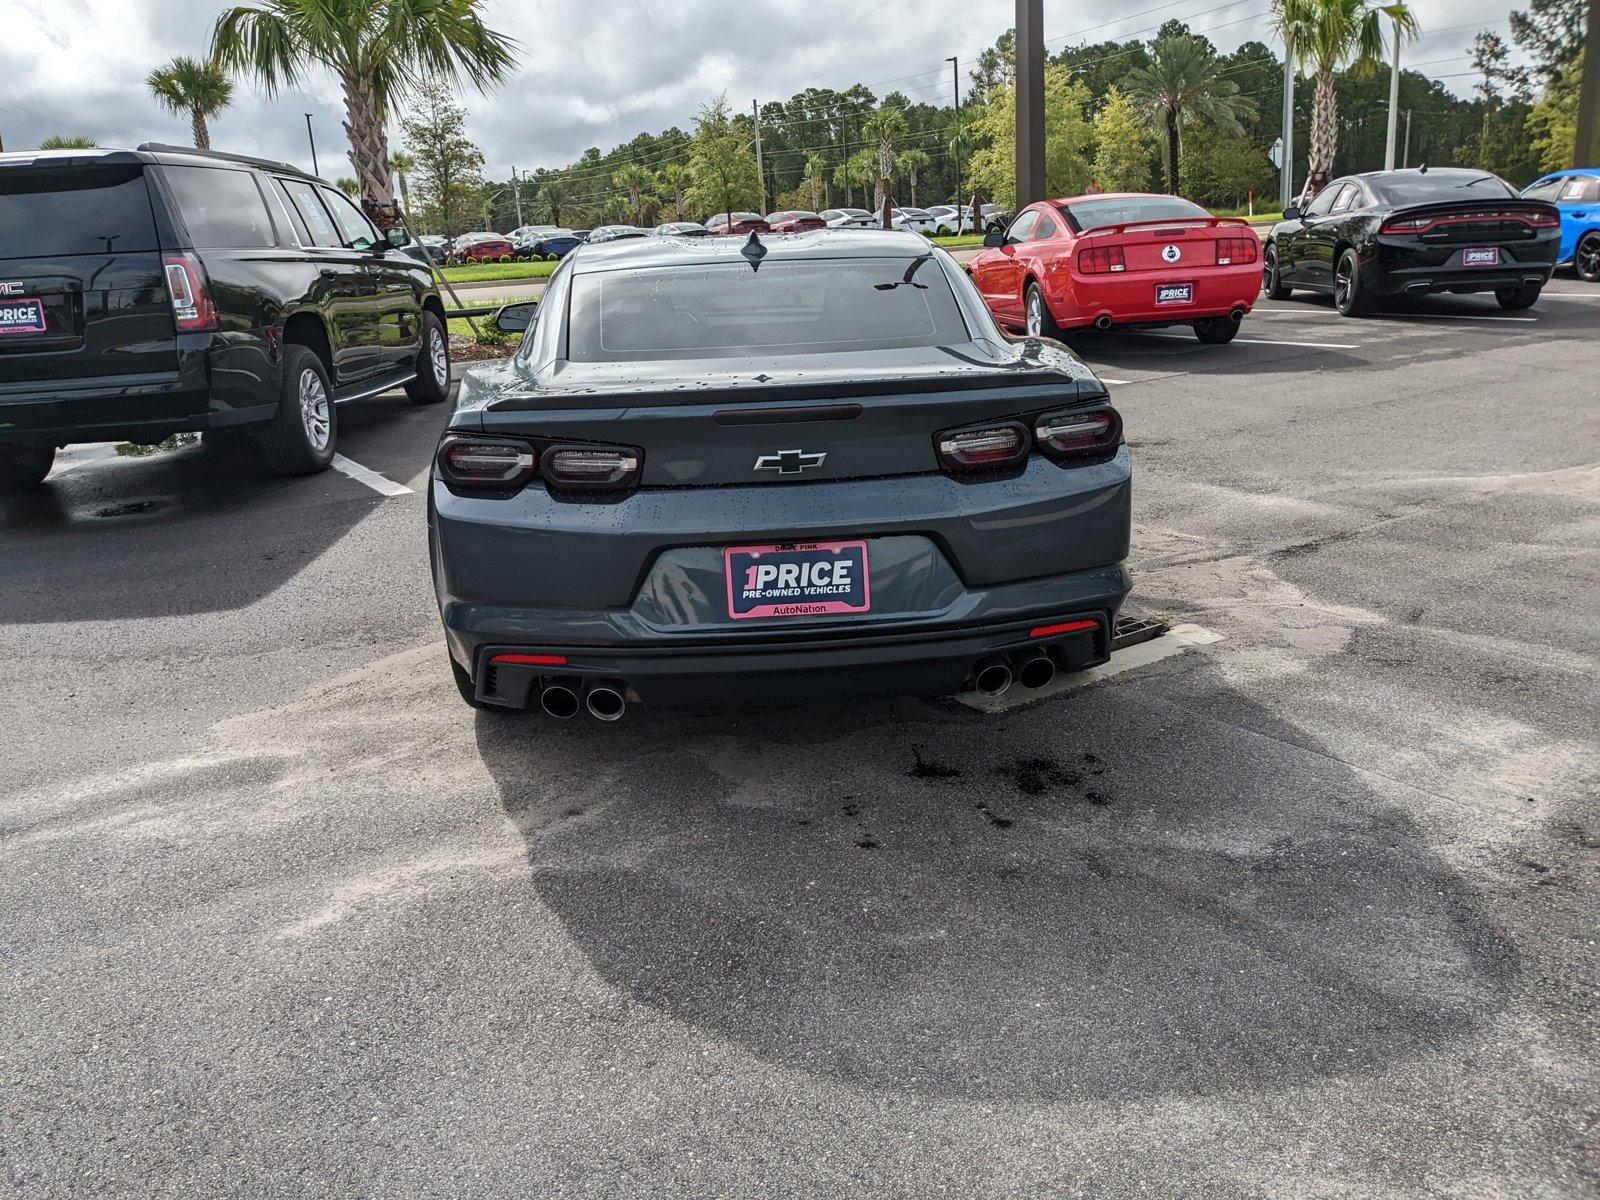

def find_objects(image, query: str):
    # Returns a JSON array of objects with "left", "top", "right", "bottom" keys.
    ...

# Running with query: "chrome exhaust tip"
[
  {"left": 1229, "top": 307, "right": 1246, "bottom": 323},
  {"left": 539, "top": 682, "right": 580, "bottom": 719},
  {"left": 1015, "top": 652, "right": 1057, "bottom": 690},
  {"left": 974, "top": 656, "right": 1014, "bottom": 697},
  {"left": 585, "top": 683, "right": 626, "bottom": 722},
  {"left": 1094, "top": 314, "right": 1113, "bottom": 331}
]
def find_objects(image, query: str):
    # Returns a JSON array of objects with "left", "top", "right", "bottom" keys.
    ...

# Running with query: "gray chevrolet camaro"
[{"left": 429, "top": 229, "right": 1131, "bottom": 719}]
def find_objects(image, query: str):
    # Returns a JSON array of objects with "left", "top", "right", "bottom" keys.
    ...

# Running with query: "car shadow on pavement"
[{"left": 472, "top": 662, "right": 1516, "bottom": 1104}]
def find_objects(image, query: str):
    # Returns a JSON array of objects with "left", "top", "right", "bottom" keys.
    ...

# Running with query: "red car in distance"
[
  {"left": 765, "top": 210, "right": 828, "bottom": 233},
  {"left": 704, "top": 211, "right": 772, "bottom": 236},
  {"left": 967, "top": 193, "right": 1263, "bottom": 344},
  {"left": 453, "top": 234, "right": 517, "bottom": 263}
]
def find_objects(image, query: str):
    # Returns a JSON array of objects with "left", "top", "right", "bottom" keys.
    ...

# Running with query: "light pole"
[
  {"left": 1576, "top": 0, "right": 1599, "bottom": 167},
  {"left": 304, "top": 113, "right": 319, "bottom": 177},
  {"left": 1279, "top": 39, "right": 1295, "bottom": 210},
  {"left": 1014, "top": 0, "right": 1045, "bottom": 208},
  {"left": 511, "top": 166, "right": 524, "bottom": 226},
  {"left": 1383, "top": 21, "right": 1403, "bottom": 169},
  {"left": 946, "top": 56, "right": 963, "bottom": 216}
]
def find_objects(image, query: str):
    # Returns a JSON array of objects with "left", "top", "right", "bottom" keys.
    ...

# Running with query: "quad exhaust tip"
[
  {"left": 974, "top": 656, "right": 1014, "bottom": 696},
  {"left": 539, "top": 682, "right": 580, "bottom": 719},
  {"left": 1015, "top": 651, "right": 1057, "bottom": 690},
  {"left": 585, "top": 683, "right": 627, "bottom": 722}
]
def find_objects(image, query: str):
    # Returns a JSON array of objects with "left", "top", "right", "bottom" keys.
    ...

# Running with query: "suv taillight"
[
  {"left": 162, "top": 252, "right": 216, "bottom": 332},
  {"left": 1078, "top": 245, "right": 1126, "bottom": 274},
  {"left": 1215, "top": 237, "right": 1258, "bottom": 265}
]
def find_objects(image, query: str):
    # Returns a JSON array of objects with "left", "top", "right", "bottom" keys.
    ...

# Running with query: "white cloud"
[{"left": 0, "top": 0, "right": 1524, "bottom": 180}]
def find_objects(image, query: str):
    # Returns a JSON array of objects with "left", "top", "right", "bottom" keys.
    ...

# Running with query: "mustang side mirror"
[
  {"left": 495, "top": 301, "right": 538, "bottom": 334},
  {"left": 983, "top": 231, "right": 1005, "bottom": 248},
  {"left": 1282, "top": 202, "right": 1303, "bottom": 221}
]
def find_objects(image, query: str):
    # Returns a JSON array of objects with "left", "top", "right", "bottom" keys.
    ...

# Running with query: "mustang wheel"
[
  {"left": 1334, "top": 248, "right": 1375, "bottom": 317},
  {"left": 1193, "top": 315, "right": 1240, "bottom": 344},
  {"left": 1024, "top": 283, "right": 1063, "bottom": 339},
  {"left": 1495, "top": 283, "right": 1542, "bottom": 311},
  {"left": 406, "top": 311, "right": 451, "bottom": 405},
  {"left": 1263, "top": 244, "right": 1293, "bottom": 300},
  {"left": 1575, "top": 231, "right": 1600, "bottom": 283},
  {"left": 0, "top": 443, "right": 56, "bottom": 491}
]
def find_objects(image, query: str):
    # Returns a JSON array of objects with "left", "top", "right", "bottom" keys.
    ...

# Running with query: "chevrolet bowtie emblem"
[{"left": 754, "top": 449, "right": 827, "bottom": 476}]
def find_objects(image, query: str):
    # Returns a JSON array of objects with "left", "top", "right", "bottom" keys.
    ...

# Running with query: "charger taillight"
[
  {"left": 1215, "top": 237, "right": 1258, "bottom": 265},
  {"left": 162, "top": 252, "right": 216, "bottom": 332},
  {"left": 1078, "top": 245, "right": 1126, "bottom": 274}
]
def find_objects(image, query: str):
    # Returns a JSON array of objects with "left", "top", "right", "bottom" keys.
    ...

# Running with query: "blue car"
[
  {"left": 1523, "top": 169, "right": 1600, "bottom": 282},
  {"left": 528, "top": 229, "right": 583, "bottom": 260}
]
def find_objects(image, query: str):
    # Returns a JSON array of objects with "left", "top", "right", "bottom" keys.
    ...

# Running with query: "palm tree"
[
  {"left": 1273, "top": 0, "right": 1418, "bottom": 194},
  {"left": 833, "top": 149, "right": 876, "bottom": 209},
  {"left": 336, "top": 176, "right": 360, "bottom": 196},
  {"left": 146, "top": 56, "right": 233, "bottom": 151},
  {"left": 800, "top": 152, "right": 828, "bottom": 211},
  {"left": 613, "top": 163, "right": 656, "bottom": 226},
  {"left": 539, "top": 176, "right": 567, "bottom": 227},
  {"left": 897, "top": 148, "right": 931, "bottom": 207},
  {"left": 656, "top": 163, "right": 689, "bottom": 220},
  {"left": 38, "top": 135, "right": 98, "bottom": 149},
  {"left": 211, "top": 0, "right": 516, "bottom": 210},
  {"left": 1126, "top": 34, "right": 1254, "bottom": 195},
  {"left": 862, "top": 106, "right": 907, "bottom": 211},
  {"left": 389, "top": 150, "right": 414, "bottom": 219}
]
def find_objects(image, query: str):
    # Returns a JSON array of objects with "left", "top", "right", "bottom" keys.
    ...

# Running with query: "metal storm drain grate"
[{"left": 1112, "top": 616, "right": 1169, "bottom": 652}]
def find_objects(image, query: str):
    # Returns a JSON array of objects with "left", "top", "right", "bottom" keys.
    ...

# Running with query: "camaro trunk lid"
[{"left": 469, "top": 342, "right": 1106, "bottom": 487}]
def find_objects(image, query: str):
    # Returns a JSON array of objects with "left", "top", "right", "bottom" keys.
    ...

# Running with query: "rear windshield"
[
  {"left": 1371, "top": 174, "right": 1515, "bottom": 204},
  {"left": 567, "top": 256, "right": 968, "bottom": 362},
  {"left": 1063, "top": 196, "right": 1208, "bottom": 231},
  {"left": 0, "top": 164, "right": 159, "bottom": 259}
]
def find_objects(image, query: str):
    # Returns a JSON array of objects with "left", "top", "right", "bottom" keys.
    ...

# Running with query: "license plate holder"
[
  {"left": 1155, "top": 283, "right": 1194, "bottom": 305},
  {"left": 0, "top": 298, "right": 47, "bottom": 336},
  {"left": 1462, "top": 247, "right": 1501, "bottom": 268},
  {"left": 724, "top": 540, "right": 871, "bottom": 620}
]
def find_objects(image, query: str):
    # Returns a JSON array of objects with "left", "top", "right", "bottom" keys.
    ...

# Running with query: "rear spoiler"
[
  {"left": 1077, "top": 216, "right": 1250, "bottom": 239},
  {"left": 1386, "top": 198, "right": 1558, "bottom": 220}
]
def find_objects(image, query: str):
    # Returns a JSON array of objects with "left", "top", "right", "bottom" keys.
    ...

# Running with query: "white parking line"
[
  {"left": 1133, "top": 330, "right": 1361, "bottom": 350},
  {"left": 331, "top": 454, "right": 413, "bottom": 497},
  {"left": 1097, "top": 376, "right": 1133, "bottom": 385},
  {"left": 1371, "top": 311, "right": 1539, "bottom": 324}
]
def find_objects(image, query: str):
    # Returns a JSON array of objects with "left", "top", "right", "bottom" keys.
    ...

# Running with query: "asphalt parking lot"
[{"left": 3, "top": 283, "right": 1597, "bottom": 1198}]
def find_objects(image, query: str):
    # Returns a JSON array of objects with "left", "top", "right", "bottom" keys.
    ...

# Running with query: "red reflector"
[
  {"left": 1029, "top": 619, "right": 1098, "bottom": 639},
  {"left": 490, "top": 653, "right": 568, "bottom": 666}
]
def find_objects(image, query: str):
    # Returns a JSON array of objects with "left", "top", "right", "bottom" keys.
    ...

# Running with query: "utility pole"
[
  {"left": 1402, "top": 110, "right": 1413, "bottom": 168},
  {"left": 1575, "top": 0, "right": 1599, "bottom": 167},
  {"left": 946, "top": 56, "right": 963, "bottom": 215},
  {"left": 1014, "top": 0, "right": 1045, "bottom": 208},
  {"left": 1384, "top": 19, "right": 1402, "bottom": 170},
  {"left": 511, "top": 166, "right": 524, "bottom": 226},
  {"left": 1279, "top": 38, "right": 1296, "bottom": 209},
  {"left": 304, "top": 113, "right": 319, "bottom": 177},
  {"left": 752, "top": 99, "right": 767, "bottom": 214}
]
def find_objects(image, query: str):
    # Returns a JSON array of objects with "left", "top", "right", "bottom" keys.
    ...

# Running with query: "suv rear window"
[
  {"left": 567, "top": 256, "right": 968, "bottom": 362},
  {"left": 161, "top": 165, "right": 276, "bottom": 249},
  {"left": 0, "top": 164, "right": 159, "bottom": 259}
]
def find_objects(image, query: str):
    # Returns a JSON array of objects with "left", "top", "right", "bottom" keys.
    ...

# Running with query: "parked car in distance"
[
  {"left": 926, "top": 204, "right": 975, "bottom": 235},
  {"left": 413, "top": 233, "right": 450, "bottom": 262},
  {"left": 508, "top": 225, "right": 559, "bottom": 242},
  {"left": 431, "top": 230, "right": 1128, "bottom": 718},
  {"left": 890, "top": 207, "right": 937, "bottom": 235},
  {"left": 1264, "top": 167, "right": 1561, "bottom": 315},
  {"left": 525, "top": 229, "right": 583, "bottom": 260},
  {"left": 765, "top": 210, "right": 828, "bottom": 233},
  {"left": 570, "top": 229, "right": 592, "bottom": 243},
  {"left": 0, "top": 143, "right": 450, "bottom": 490},
  {"left": 587, "top": 224, "right": 649, "bottom": 244},
  {"left": 821, "top": 207, "right": 876, "bottom": 229},
  {"left": 704, "top": 211, "right": 772, "bottom": 236},
  {"left": 968, "top": 193, "right": 1262, "bottom": 344},
  {"left": 453, "top": 232, "right": 517, "bottom": 262},
  {"left": 652, "top": 221, "right": 711, "bottom": 237},
  {"left": 1521, "top": 168, "right": 1600, "bottom": 283}
]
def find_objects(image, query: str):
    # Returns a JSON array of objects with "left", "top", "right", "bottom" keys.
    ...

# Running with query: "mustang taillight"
[
  {"left": 1034, "top": 407, "right": 1122, "bottom": 462},
  {"left": 542, "top": 446, "right": 641, "bottom": 491},
  {"left": 936, "top": 424, "right": 1030, "bottom": 473},
  {"left": 1215, "top": 237, "right": 1258, "bottom": 265},
  {"left": 162, "top": 251, "right": 216, "bottom": 332},
  {"left": 1078, "top": 245, "right": 1126, "bottom": 274}
]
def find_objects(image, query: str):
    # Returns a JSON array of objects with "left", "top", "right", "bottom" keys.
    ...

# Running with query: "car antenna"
[
  {"left": 741, "top": 230, "right": 767, "bottom": 271},
  {"left": 1418, "top": 162, "right": 1428, "bottom": 174}
]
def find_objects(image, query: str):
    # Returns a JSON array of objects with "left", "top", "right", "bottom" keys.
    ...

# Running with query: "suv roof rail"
[{"left": 135, "top": 142, "right": 314, "bottom": 179}]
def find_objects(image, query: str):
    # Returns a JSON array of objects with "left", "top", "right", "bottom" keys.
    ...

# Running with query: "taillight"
[
  {"left": 162, "top": 252, "right": 216, "bottom": 332},
  {"left": 542, "top": 445, "right": 641, "bottom": 491},
  {"left": 1215, "top": 237, "right": 1258, "bottom": 265},
  {"left": 1381, "top": 216, "right": 1429, "bottom": 234},
  {"left": 935, "top": 424, "right": 1030, "bottom": 473},
  {"left": 437, "top": 436, "right": 537, "bottom": 489},
  {"left": 1034, "top": 407, "right": 1121, "bottom": 462},
  {"left": 1525, "top": 210, "right": 1560, "bottom": 229},
  {"left": 1078, "top": 244, "right": 1126, "bottom": 274}
]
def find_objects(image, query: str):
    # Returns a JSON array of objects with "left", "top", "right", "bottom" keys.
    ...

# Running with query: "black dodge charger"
[{"left": 1263, "top": 167, "right": 1562, "bottom": 316}]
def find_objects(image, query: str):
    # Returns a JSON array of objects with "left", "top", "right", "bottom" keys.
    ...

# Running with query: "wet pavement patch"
[{"left": 92, "top": 501, "right": 160, "bottom": 519}]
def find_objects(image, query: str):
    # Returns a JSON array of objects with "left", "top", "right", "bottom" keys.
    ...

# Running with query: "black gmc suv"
[{"left": 0, "top": 144, "right": 451, "bottom": 489}]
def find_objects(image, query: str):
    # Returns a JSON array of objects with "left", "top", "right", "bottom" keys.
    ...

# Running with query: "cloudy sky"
[{"left": 2, "top": 0, "right": 1525, "bottom": 181}]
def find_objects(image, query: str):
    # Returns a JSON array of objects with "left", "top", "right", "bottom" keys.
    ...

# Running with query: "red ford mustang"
[{"left": 967, "top": 193, "right": 1263, "bottom": 344}]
